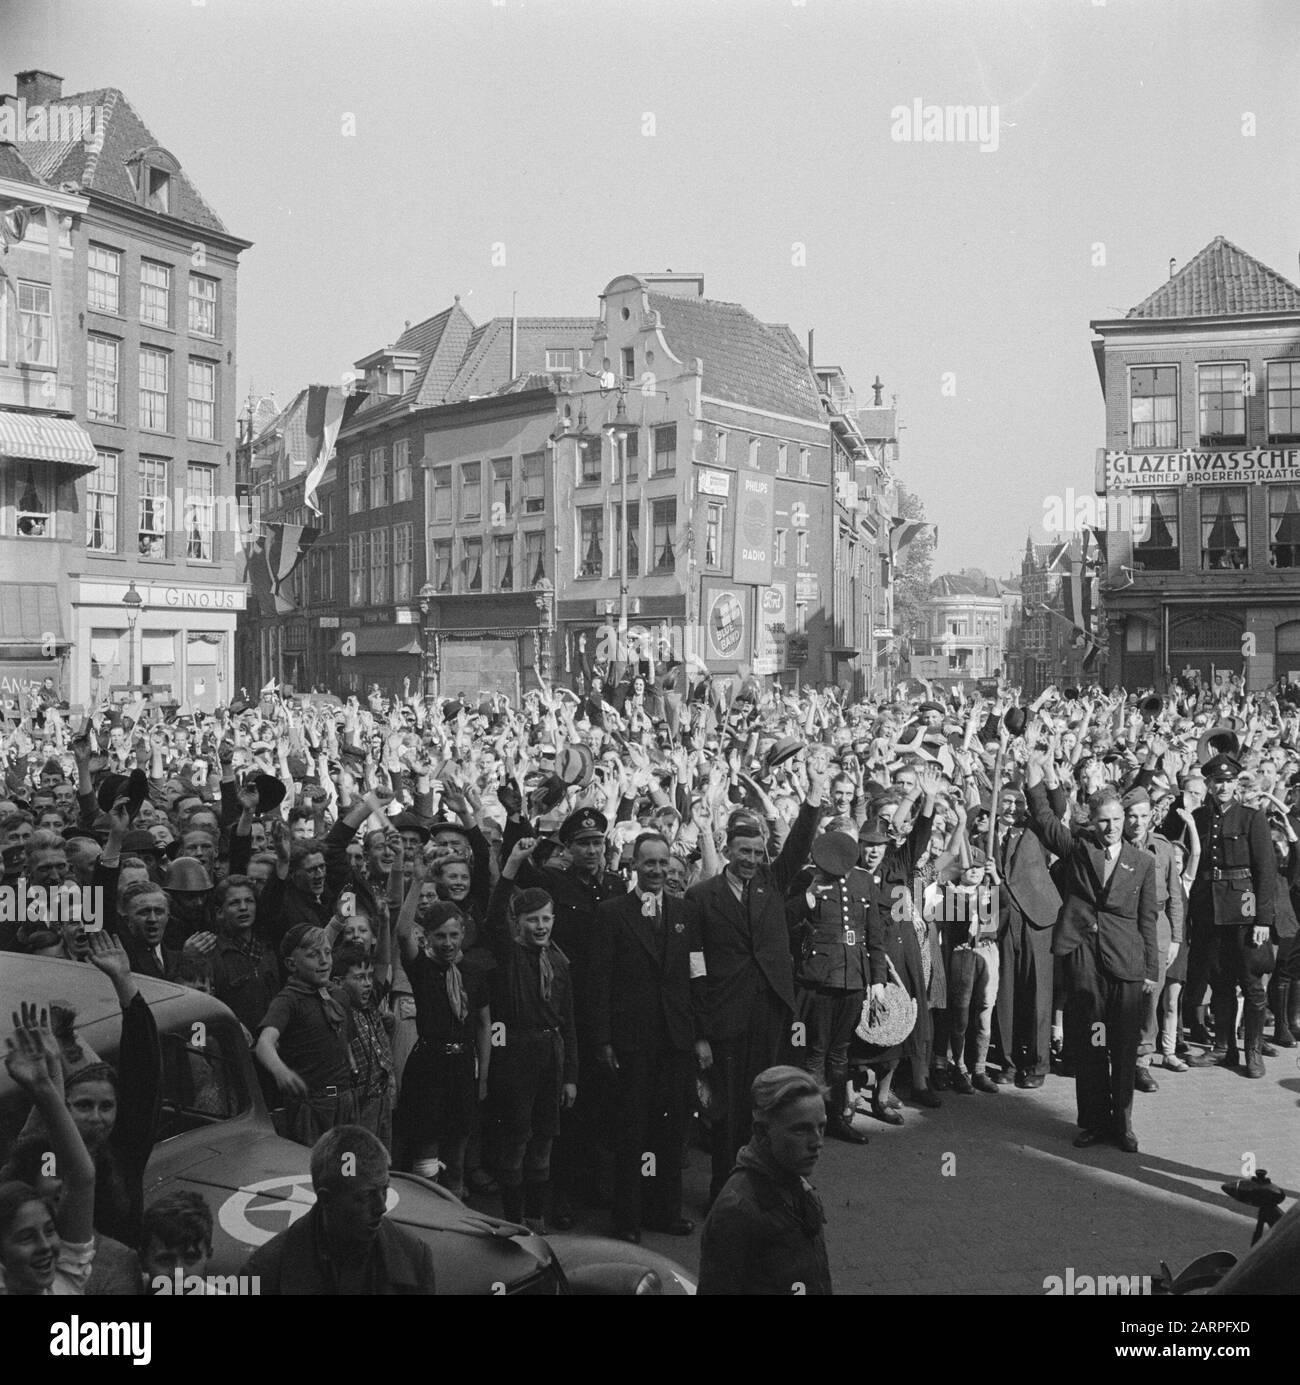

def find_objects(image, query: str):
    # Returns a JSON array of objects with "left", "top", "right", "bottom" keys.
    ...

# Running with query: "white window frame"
[
  {"left": 139, "top": 260, "right": 172, "bottom": 328},
  {"left": 86, "top": 450, "right": 119, "bottom": 553},
  {"left": 88, "top": 244, "right": 122, "bottom": 315},
  {"left": 87, "top": 335, "right": 120, "bottom": 422},
  {"left": 139, "top": 347, "right": 170, "bottom": 432},
  {"left": 188, "top": 273, "right": 218, "bottom": 337},
  {"left": 187, "top": 358, "right": 216, "bottom": 440}
]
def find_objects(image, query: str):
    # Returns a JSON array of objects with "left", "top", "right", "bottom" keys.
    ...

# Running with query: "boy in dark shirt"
[
  {"left": 393, "top": 879, "right": 491, "bottom": 1194},
  {"left": 256, "top": 923, "right": 358, "bottom": 1146},
  {"left": 484, "top": 839, "right": 578, "bottom": 1231}
]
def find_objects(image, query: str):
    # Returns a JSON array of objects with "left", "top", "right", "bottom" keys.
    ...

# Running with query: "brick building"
[
  {"left": 2, "top": 69, "right": 250, "bottom": 711},
  {"left": 1092, "top": 237, "right": 1300, "bottom": 690},
  {"left": 555, "top": 273, "right": 834, "bottom": 692},
  {"left": 237, "top": 302, "right": 598, "bottom": 699}
]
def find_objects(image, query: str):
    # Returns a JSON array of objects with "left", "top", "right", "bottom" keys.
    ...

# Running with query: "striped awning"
[
  {"left": 0, "top": 412, "right": 97, "bottom": 471},
  {"left": 0, "top": 583, "right": 68, "bottom": 649}
]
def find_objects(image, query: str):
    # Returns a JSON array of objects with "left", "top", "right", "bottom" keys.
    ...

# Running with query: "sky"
[{"left": 4, "top": 0, "right": 1300, "bottom": 578}]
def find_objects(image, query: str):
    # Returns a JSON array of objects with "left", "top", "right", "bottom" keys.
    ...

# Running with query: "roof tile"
[{"left": 1127, "top": 236, "right": 1300, "bottom": 319}]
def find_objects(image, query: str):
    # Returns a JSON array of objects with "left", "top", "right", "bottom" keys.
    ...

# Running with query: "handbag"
[{"left": 855, "top": 955, "right": 917, "bottom": 1048}]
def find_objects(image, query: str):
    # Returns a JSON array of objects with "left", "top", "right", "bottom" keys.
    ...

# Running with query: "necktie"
[
  {"left": 444, "top": 954, "right": 467, "bottom": 1022},
  {"left": 538, "top": 945, "right": 554, "bottom": 1003},
  {"left": 1102, "top": 847, "right": 1119, "bottom": 885}
]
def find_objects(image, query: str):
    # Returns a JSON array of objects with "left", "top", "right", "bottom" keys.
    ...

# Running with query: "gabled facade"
[
  {"left": 1092, "top": 236, "right": 1300, "bottom": 691},
  {"left": 1, "top": 68, "right": 251, "bottom": 711},
  {"left": 0, "top": 134, "right": 91, "bottom": 704},
  {"left": 554, "top": 274, "right": 833, "bottom": 692}
]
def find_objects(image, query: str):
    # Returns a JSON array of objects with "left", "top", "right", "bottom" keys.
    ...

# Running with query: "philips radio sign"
[{"left": 732, "top": 473, "right": 775, "bottom": 585}]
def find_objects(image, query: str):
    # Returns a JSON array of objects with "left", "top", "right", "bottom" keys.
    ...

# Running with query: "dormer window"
[
  {"left": 356, "top": 349, "right": 417, "bottom": 397},
  {"left": 147, "top": 167, "right": 171, "bottom": 214},
  {"left": 125, "top": 147, "right": 182, "bottom": 216}
]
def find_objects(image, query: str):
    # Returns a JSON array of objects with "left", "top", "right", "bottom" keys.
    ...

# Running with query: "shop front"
[{"left": 72, "top": 578, "right": 242, "bottom": 709}]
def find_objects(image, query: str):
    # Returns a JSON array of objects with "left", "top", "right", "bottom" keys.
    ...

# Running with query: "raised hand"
[
  {"left": 87, "top": 930, "right": 133, "bottom": 982},
  {"left": 4, "top": 1002, "right": 63, "bottom": 1095}
]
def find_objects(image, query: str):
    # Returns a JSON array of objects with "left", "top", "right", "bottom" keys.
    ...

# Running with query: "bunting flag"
[
  {"left": 1061, "top": 530, "right": 1092, "bottom": 634},
  {"left": 890, "top": 517, "right": 936, "bottom": 557},
  {"left": 249, "top": 523, "right": 320, "bottom": 615},
  {"left": 302, "top": 385, "right": 366, "bottom": 515}
]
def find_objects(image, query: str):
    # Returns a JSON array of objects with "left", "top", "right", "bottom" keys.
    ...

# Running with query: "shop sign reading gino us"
[{"left": 1102, "top": 446, "right": 1300, "bottom": 489}]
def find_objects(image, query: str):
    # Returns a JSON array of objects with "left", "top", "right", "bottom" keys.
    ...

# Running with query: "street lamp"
[
  {"left": 605, "top": 393, "right": 632, "bottom": 668},
  {"left": 417, "top": 581, "right": 439, "bottom": 701},
  {"left": 532, "top": 578, "right": 554, "bottom": 681},
  {"left": 121, "top": 580, "right": 143, "bottom": 691}
]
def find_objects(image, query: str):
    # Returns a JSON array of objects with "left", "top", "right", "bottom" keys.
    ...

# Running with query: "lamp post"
[
  {"left": 417, "top": 582, "right": 439, "bottom": 701},
  {"left": 121, "top": 580, "right": 143, "bottom": 691},
  {"left": 532, "top": 578, "right": 554, "bottom": 681},
  {"left": 605, "top": 393, "right": 631, "bottom": 669}
]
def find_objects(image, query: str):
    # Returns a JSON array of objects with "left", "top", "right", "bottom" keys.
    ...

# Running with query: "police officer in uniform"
[
  {"left": 791, "top": 831, "right": 886, "bottom": 1143},
  {"left": 1186, "top": 754, "right": 1277, "bottom": 1077},
  {"left": 503, "top": 806, "right": 624, "bottom": 1225}
]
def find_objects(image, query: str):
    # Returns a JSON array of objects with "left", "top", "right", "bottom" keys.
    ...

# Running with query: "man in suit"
[
  {"left": 1025, "top": 751, "right": 1158, "bottom": 1152},
  {"left": 991, "top": 786, "right": 1063, "bottom": 1089},
  {"left": 1185, "top": 754, "right": 1277, "bottom": 1077},
  {"left": 689, "top": 761, "right": 828, "bottom": 1202},
  {"left": 590, "top": 831, "right": 709, "bottom": 1242}
]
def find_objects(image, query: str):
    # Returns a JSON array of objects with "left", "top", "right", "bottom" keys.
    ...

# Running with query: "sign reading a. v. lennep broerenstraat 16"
[{"left": 1103, "top": 446, "right": 1300, "bottom": 488}]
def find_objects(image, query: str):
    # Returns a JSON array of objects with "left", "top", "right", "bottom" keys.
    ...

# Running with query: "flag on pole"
[
  {"left": 302, "top": 385, "right": 364, "bottom": 516},
  {"left": 249, "top": 523, "right": 320, "bottom": 615},
  {"left": 890, "top": 518, "right": 936, "bottom": 557}
]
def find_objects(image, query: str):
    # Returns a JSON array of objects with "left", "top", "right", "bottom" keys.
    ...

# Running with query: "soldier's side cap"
[
  {"left": 812, "top": 831, "right": 859, "bottom": 878},
  {"left": 857, "top": 822, "right": 889, "bottom": 845},
  {"left": 560, "top": 808, "right": 607, "bottom": 842},
  {"left": 1203, "top": 753, "right": 1242, "bottom": 782},
  {"left": 1120, "top": 786, "right": 1150, "bottom": 808}
]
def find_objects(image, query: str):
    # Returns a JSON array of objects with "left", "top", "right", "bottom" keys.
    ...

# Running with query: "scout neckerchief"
[
  {"left": 537, "top": 943, "right": 554, "bottom": 1002},
  {"left": 442, "top": 948, "right": 468, "bottom": 1021}
]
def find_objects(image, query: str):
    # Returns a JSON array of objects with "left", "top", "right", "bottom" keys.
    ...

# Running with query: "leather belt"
[
  {"left": 1211, "top": 868, "right": 1251, "bottom": 881},
  {"left": 308, "top": 1083, "right": 355, "bottom": 1098}
]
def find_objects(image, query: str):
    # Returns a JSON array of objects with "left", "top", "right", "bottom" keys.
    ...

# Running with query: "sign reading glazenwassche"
[{"left": 1104, "top": 446, "right": 1300, "bottom": 489}]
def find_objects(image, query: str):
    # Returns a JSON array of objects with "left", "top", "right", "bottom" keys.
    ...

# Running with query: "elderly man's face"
[{"left": 28, "top": 847, "right": 69, "bottom": 887}]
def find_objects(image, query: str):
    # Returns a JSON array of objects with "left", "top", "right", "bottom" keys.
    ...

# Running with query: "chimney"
[
  {"left": 1169, "top": 257, "right": 1176, "bottom": 280},
  {"left": 807, "top": 329, "right": 814, "bottom": 368},
  {"left": 16, "top": 70, "right": 64, "bottom": 105},
  {"left": 872, "top": 375, "right": 884, "bottom": 407}
]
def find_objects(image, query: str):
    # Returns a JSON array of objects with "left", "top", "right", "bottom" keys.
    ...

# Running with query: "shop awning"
[
  {"left": 330, "top": 626, "right": 423, "bottom": 657},
  {"left": 0, "top": 583, "right": 69, "bottom": 649},
  {"left": 0, "top": 412, "right": 97, "bottom": 472}
]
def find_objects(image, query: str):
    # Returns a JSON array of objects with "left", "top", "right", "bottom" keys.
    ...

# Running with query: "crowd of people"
[{"left": 2, "top": 662, "right": 1298, "bottom": 1295}]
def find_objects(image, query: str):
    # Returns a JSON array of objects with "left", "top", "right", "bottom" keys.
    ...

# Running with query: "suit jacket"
[
  {"left": 1189, "top": 800, "right": 1277, "bottom": 932},
  {"left": 1027, "top": 781, "right": 1159, "bottom": 983},
  {"left": 588, "top": 889, "right": 706, "bottom": 1053},
  {"left": 996, "top": 820, "right": 1063, "bottom": 930},
  {"left": 687, "top": 801, "right": 820, "bottom": 1040},
  {"left": 123, "top": 930, "right": 182, "bottom": 982}
]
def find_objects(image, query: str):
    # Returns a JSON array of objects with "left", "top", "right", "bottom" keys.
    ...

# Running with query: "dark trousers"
[
  {"left": 996, "top": 908, "right": 1055, "bottom": 1077},
  {"left": 709, "top": 988, "right": 791, "bottom": 1199},
  {"left": 793, "top": 984, "right": 864, "bottom": 1087},
  {"left": 1207, "top": 925, "right": 1274, "bottom": 1047},
  {"left": 1061, "top": 935, "right": 1144, "bottom": 1135},
  {"left": 1182, "top": 918, "right": 1214, "bottom": 1024},
  {"left": 610, "top": 1043, "right": 690, "bottom": 1234},
  {"left": 551, "top": 1041, "right": 609, "bottom": 1206}
]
